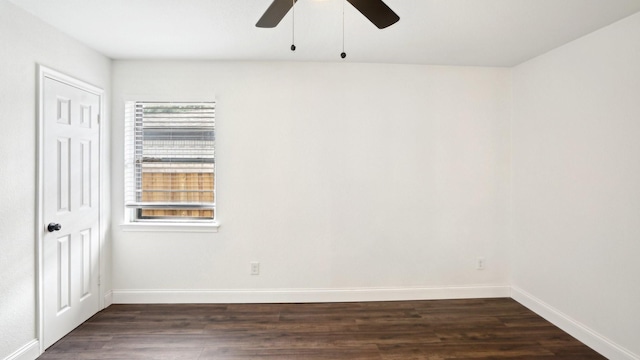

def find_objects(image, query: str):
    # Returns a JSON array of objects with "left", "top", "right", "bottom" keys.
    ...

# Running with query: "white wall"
[
  {"left": 111, "top": 61, "right": 511, "bottom": 302},
  {"left": 0, "top": 0, "right": 111, "bottom": 358},
  {"left": 512, "top": 12, "right": 640, "bottom": 359}
]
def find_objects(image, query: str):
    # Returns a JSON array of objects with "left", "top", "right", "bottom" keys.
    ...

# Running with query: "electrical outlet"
[
  {"left": 477, "top": 258, "right": 485, "bottom": 270},
  {"left": 250, "top": 262, "right": 260, "bottom": 275}
]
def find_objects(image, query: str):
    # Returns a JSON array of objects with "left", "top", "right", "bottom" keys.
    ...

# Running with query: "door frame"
[{"left": 36, "top": 65, "right": 106, "bottom": 353}]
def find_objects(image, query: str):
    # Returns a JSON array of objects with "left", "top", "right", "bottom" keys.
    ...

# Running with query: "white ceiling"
[{"left": 8, "top": 0, "right": 640, "bottom": 66}]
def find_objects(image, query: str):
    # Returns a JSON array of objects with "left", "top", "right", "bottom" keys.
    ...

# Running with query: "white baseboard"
[
  {"left": 112, "top": 285, "right": 510, "bottom": 304},
  {"left": 3, "top": 340, "right": 39, "bottom": 360},
  {"left": 103, "top": 290, "right": 113, "bottom": 308},
  {"left": 511, "top": 287, "right": 639, "bottom": 360}
]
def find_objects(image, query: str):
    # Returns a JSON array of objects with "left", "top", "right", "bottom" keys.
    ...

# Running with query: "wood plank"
[{"left": 37, "top": 299, "right": 605, "bottom": 360}]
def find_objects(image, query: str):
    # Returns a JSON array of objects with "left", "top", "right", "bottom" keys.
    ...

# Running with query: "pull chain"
[
  {"left": 340, "top": 0, "right": 346, "bottom": 59},
  {"left": 291, "top": 0, "right": 296, "bottom": 51}
]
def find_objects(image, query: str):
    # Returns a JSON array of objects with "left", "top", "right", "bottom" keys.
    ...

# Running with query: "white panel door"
[{"left": 42, "top": 76, "right": 100, "bottom": 349}]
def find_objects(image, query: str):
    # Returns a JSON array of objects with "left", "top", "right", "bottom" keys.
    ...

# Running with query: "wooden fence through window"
[{"left": 141, "top": 172, "right": 214, "bottom": 218}]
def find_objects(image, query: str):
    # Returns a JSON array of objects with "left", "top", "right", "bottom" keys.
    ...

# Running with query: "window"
[{"left": 124, "top": 101, "right": 215, "bottom": 224}]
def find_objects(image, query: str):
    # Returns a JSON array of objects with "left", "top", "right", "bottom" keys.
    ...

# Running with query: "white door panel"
[{"left": 42, "top": 76, "right": 100, "bottom": 349}]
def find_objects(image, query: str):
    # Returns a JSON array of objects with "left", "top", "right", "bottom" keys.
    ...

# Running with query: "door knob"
[{"left": 47, "top": 223, "right": 62, "bottom": 232}]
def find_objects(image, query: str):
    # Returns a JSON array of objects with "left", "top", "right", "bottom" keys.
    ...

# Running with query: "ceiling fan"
[{"left": 256, "top": 0, "right": 400, "bottom": 29}]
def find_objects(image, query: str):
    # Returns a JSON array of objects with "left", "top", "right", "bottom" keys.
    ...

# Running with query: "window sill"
[{"left": 120, "top": 221, "right": 219, "bottom": 233}]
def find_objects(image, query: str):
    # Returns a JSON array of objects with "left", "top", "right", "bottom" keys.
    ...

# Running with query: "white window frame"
[{"left": 122, "top": 100, "right": 219, "bottom": 232}]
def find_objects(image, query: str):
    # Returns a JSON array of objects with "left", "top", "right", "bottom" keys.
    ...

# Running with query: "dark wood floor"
[{"left": 38, "top": 298, "right": 605, "bottom": 359}]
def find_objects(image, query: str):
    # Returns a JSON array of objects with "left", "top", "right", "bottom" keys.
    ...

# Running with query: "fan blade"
[
  {"left": 256, "top": 0, "right": 297, "bottom": 28},
  {"left": 346, "top": 0, "right": 399, "bottom": 29}
]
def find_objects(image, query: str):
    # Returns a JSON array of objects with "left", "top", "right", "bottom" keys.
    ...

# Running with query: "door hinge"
[
  {"left": 97, "top": 114, "right": 101, "bottom": 124},
  {"left": 98, "top": 275, "right": 101, "bottom": 286}
]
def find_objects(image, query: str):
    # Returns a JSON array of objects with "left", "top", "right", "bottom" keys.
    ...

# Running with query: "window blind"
[{"left": 124, "top": 101, "right": 215, "bottom": 220}]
